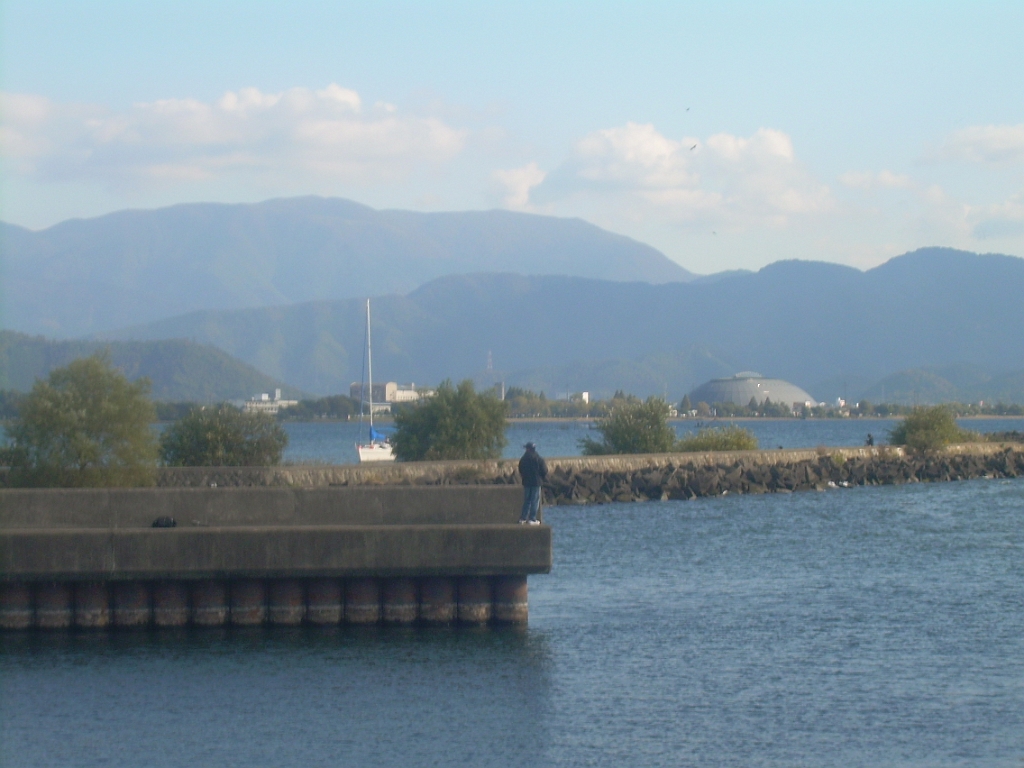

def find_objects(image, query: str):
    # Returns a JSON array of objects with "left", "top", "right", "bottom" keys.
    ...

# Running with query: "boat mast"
[{"left": 366, "top": 299, "right": 374, "bottom": 433}]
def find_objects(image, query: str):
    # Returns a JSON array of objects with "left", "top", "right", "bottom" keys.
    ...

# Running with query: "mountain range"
[
  {"left": 93, "top": 247, "right": 1024, "bottom": 402},
  {"left": 0, "top": 196, "right": 692, "bottom": 336}
]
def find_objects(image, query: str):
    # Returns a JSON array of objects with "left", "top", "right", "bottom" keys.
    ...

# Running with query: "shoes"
[
  {"left": 528, "top": 520, "right": 541, "bottom": 525},
  {"left": 518, "top": 520, "right": 528, "bottom": 525}
]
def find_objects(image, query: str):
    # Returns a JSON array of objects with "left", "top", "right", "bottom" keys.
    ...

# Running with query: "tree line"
[{"left": 1, "top": 356, "right": 1014, "bottom": 488}]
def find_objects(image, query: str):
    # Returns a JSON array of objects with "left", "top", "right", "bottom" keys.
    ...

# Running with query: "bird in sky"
[{"left": 690, "top": 144, "right": 698, "bottom": 150}]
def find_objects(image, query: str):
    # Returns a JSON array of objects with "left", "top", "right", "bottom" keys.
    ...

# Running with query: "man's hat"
[{"left": 523, "top": 442, "right": 536, "bottom": 450}]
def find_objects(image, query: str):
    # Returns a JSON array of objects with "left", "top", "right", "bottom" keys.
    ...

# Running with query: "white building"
[
  {"left": 242, "top": 388, "right": 299, "bottom": 415},
  {"left": 349, "top": 382, "right": 432, "bottom": 406}
]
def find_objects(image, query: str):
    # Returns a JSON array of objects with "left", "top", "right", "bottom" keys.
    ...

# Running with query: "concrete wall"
[
  {"left": 0, "top": 485, "right": 524, "bottom": 529},
  {"left": 0, "top": 486, "right": 552, "bottom": 582}
]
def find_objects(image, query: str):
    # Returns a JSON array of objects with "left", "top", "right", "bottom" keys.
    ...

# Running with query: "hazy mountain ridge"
[
  {"left": 96, "top": 248, "right": 1024, "bottom": 401},
  {"left": 0, "top": 331, "right": 304, "bottom": 402},
  {"left": 0, "top": 197, "right": 693, "bottom": 336}
]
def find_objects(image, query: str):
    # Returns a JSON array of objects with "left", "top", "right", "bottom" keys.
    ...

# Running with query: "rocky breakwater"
[
  {"left": 541, "top": 444, "right": 1024, "bottom": 505},
  {"left": 145, "top": 443, "right": 1024, "bottom": 506}
]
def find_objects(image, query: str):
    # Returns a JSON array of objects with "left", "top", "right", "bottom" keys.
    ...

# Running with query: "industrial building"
[
  {"left": 349, "top": 382, "right": 430, "bottom": 410},
  {"left": 689, "top": 373, "right": 816, "bottom": 411}
]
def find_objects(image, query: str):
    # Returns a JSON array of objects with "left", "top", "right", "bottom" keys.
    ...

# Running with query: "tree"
[
  {"left": 680, "top": 394, "right": 692, "bottom": 413},
  {"left": 2, "top": 355, "right": 159, "bottom": 487},
  {"left": 390, "top": 380, "right": 508, "bottom": 461},
  {"left": 160, "top": 405, "right": 289, "bottom": 466},
  {"left": 580, "top": 397, "right": 678, "bottom": 455},
  {"left": 887, "top": 405, "right": 978, "bottom": 451}
]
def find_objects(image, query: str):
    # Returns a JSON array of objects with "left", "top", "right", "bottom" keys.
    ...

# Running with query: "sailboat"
[{"left": 356, "top": 299, "right": 396, "bottom": 463}]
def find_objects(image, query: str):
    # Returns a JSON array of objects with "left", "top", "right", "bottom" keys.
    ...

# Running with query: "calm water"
[
  {"left": 3, "top": 477, "right": 1024, "bottom": 766},
  {"left": 281, "top": 417, "right": 1024, "bottom": 465}
]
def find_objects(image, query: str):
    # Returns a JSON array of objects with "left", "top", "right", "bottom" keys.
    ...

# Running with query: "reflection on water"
[{"left": 1, "top": 626, "right": 552, "bottom": 768}]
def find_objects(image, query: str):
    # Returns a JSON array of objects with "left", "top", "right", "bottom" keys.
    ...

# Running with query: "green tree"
[
  {"left": 390, "top": 380, "right": 509, "bottom": 461},
  {"left": 580, "top": 397, "right": 678, "bottom": 455},
  {"left": 887, "top": 405, "right": 978, "bottom": 451},
  {"left": 676, "top": 425, "right": 758, "bottom": 452},
  {"left": 160, "top": 405, "right": 289, "bottom": 466},
  {"left": 2, "top": 355, "right": 159, "bottom": 487},
  {"left": 680, "top": 394, "right": 692, "bottom": 413}
]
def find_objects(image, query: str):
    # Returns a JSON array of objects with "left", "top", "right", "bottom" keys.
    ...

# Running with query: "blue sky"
[{"left": 2, "top": 1, "right": 1022, "bottom": 273}]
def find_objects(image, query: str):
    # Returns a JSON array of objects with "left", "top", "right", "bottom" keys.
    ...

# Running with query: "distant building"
[
  {"left": 349, "top": 382, "right": 432, "bottom": 409},
  {"left": 688, "top": 373, "right": 816, "bottom": 412},
  {"left": 242, "top": 388, "right": 299, "bottom": 415}
]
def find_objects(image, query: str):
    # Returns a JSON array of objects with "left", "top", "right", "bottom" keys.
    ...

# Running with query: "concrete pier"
[
  {"left": 494, "top": 575, "right": 529, "bottom": 624},
  {"left": 113, "top": 582, "right": 151, "bottom": 628},
  {"left": 345, "top": 577, "right": 380, "bottom": 624},
  {"left": 418, "top": 576, "right": 456, "bottom": 624},
  {"left": 268, "top": 579, "right": 305, "bottom": 626},
  {"left": 306, "top": 578, "right": 342, "bottom": 625},
  {"left": 457, "top": 577, "right": 493, "bottom": 624},
  {"left": 231, "top": 579, "right": 267, "bottom": 626},
  {"left": 35, "top": 582, "right": 73, "bottom": 629},
  {"left": 74, "top": 581, "right": 111, "bottom": 629},
  {"left": 192, "top": 580, "right": 228, "bottom": 627},
  {"left": 0, "top": 486, "right": 551, "bottom": 630},
  {"left": 152, "top": 581, "right": 189, "bottom": 627},
  {"left": 382, "top": 577, "right": 418, "bottom": 624},
  {"left": 0, "top": 582, "right": 32, "bottom": 629}
]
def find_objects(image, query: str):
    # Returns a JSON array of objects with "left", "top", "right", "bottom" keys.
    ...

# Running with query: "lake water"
[
  {"left": 3, "top": 477, "right": 1024, "bottom": 766},
  {"left": 281, "top": 417, "right": 1024, "bottom": 466}
]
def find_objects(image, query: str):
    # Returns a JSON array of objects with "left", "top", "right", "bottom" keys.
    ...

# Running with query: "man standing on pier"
[{"left": 519, "top": 442, "right": 548, "bottom": 525}]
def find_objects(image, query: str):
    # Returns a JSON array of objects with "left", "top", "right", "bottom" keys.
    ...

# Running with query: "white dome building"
[{"left": 689, "top": 372, "right": 816, "bottom": 409}]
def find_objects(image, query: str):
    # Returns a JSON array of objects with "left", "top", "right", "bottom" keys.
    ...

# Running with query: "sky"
[{"left": 1, "top": 1, "right": 1022, "bottom": 274}]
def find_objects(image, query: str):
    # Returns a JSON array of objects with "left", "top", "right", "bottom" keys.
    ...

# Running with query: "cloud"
[
  {"left": 939, "top": 123, "right": 1024, "bottom": 165},
  {"left": 536, "top": 122, "right": 831, "bottom": 227},
  {"left": 0, "top": 85, "right": 467, "bottom": 186},
  {"left": 968, "top": 192, "right": 1024, "bottom": 239},
  {"left": 492, "top": 162, "right": 546, "bottom": 209},
  {"left": 839, "top": 169, "right": 913, "bottom": 190}
]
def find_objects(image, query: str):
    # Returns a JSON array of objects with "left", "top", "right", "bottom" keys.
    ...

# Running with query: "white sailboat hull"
[{"left": 357, "top": 441, "right": 395, "bottom": 462}]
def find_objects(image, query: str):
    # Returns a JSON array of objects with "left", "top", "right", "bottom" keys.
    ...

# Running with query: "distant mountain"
[
  {"left": 0, "top": 197, "right": 693, "bottom": 336},
  {"left": 850, "top": 365, "right": 1024, "bottom": 406},
  {"left": 96, "top": 248, "right": 1024, "bottom": 401},
  {"left": 0, "top": 331, "right": 304, "bottom": 402}
]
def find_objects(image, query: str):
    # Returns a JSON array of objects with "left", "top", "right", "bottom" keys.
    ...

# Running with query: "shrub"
[
  {"left": 390, "top": 380, "right": 508, "bottom": 461},
  {"left": 675, "top": 425, "right": 758, "bottom": 452},
  {"left": 580, "top": 397, "right": 678, "bottom": 455},
  {"left": 3, "top": 355, "right": 159, "bottom": 487},
  {"left": 160, "top": 405, "right": 289, "bottom": 466},
  {"left": 887, "top": 405, "right": 979, "bottom": 451}
]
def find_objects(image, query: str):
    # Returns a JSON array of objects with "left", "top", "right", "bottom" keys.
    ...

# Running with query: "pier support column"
[
  {"left": 268, "top": 579, "right": 305, "bottom": 626},
  {"left": 75, "top": 582, "right": 111, "bottom": 629},
  {"left": 382, "top": 578, "right": 417, "bottom": 624},
  {"left": 152, "top": 581, "right": 189, "bottom": 627},
  {"left": 231, "top": 579, "right": 267, "bottom": 626},
  {"left": 36, "top": 582, "right": 73, "bottom": 629},
  {"left": 493, "top": 576, "right": 528, "bottom": 624},
  {"left": 112, "top": 582, "right": 151, "bottom": 628},
  {"left": 192, "top": 580, "right": 229, "bottom": 627},
  {"left": 0, "top": 583, "right": 33, "bottom": 630},
  {"left": 419, "top": 577, "right": 456, "bottom": 624},
  {"left": 345, "top": 578, "right": 380, "bottom": 624},
  {"left": 306, "top": 579, "right": 342, "bottom": 625},
  {"left": 457, "top": 577, "right": 493, "bottom": 625}
]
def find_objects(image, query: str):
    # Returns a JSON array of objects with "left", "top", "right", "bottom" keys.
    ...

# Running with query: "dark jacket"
[{"left": 519, "top": 449, "right": 548, "bottom": 487}]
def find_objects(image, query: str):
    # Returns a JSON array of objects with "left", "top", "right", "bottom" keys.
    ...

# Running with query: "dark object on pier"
[{"left": 152, "top": 516, "right": 176, "bottom": 528}]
